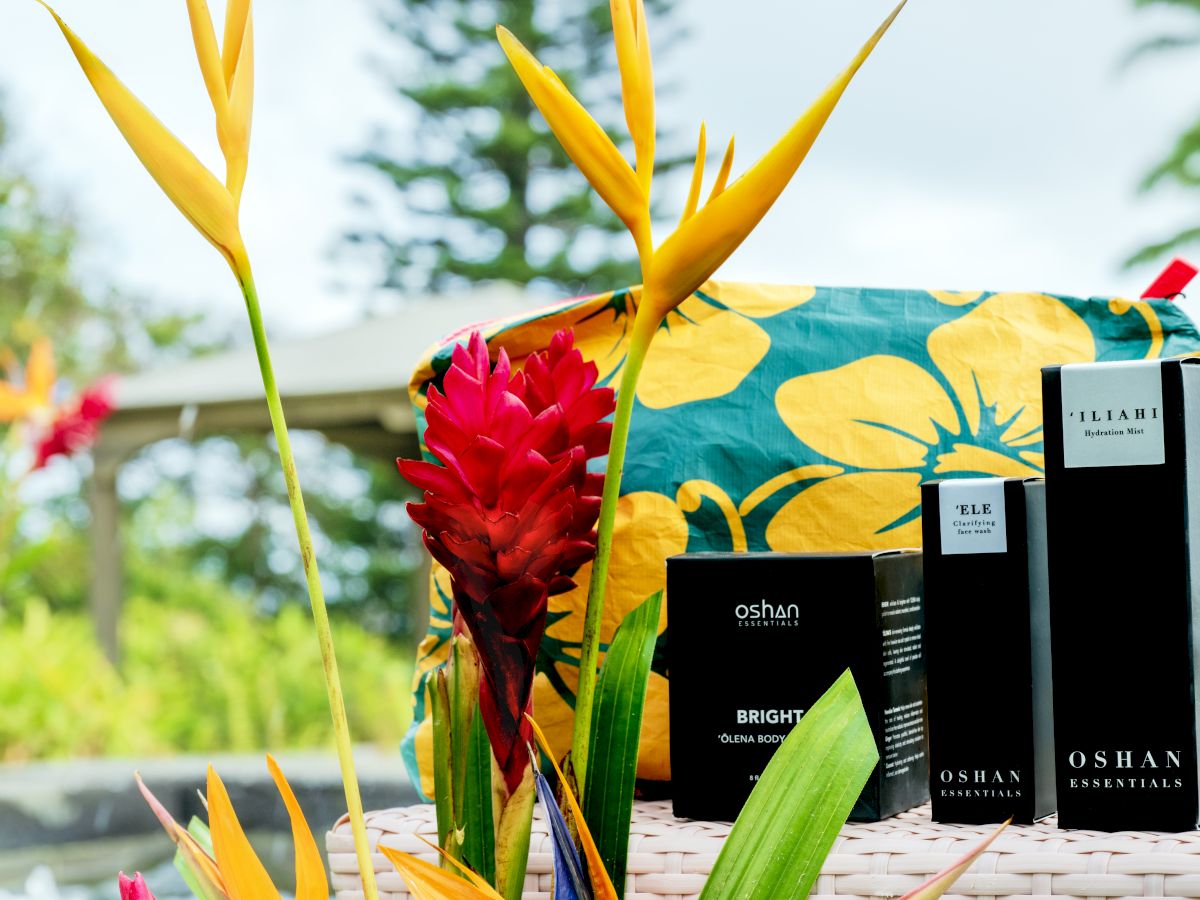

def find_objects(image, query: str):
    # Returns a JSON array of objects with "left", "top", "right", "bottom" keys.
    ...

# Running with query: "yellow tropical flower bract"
[
  {"left": 33, "top": 4, "right": 378, "bottom": 898},
  {"left": 34, "top": 0, "right": 246, "bottom": 270},
  {"left": 499, "top": 0, "right": 910, "bottom": 797},
  {"left": 610, "top": 0, "right": 654, "bottom": 193},
  {"left": 496, "top": 26, "right": 648, "bottom": 248},
  {"left": 137, "top": 757, "right": 328, "bottom": 900},
  {"left": 0, "top": 339, "right": 56, "bottom": 423}
]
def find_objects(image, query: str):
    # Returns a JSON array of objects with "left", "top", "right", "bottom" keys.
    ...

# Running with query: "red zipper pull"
[{"left": 1141, "top": 257, "right": 1198, "bottom": 300}]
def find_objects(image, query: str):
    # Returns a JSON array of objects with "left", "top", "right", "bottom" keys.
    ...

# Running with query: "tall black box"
[
  {"left": 921, "top": 477, "right": 1055, "bottom": 824},
  {"left": 667, "top": 551, "right": 928, "bottom": 822},
  {"left": 1043, "top": 358, "right": 1200, "bottom": 831}
]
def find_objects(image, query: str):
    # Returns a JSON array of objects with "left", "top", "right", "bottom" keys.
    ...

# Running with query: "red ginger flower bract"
[
  {"left": 33, "top": 378, "right": 115, "bottom": 471},
  {"left": 399, "top": 329, "right": 614, "bottom": 792}
]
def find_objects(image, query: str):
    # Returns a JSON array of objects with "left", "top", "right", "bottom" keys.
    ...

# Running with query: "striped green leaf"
[
  {"left": 461, "top": 705, "right": 497, "bottom": 886},
  {"left": 583, "top": 590, "right": 663, "bottom": 898},
  {"left": 430, "top": 669, "right": 454, "bottom": 854},
  {"left": 699, "top": 669, "right": 878, "bottom": 900}
]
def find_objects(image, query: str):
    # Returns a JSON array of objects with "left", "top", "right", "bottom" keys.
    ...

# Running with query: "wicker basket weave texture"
[{"left": 326, "top": 800, "right": 1200, "bottom": 900}]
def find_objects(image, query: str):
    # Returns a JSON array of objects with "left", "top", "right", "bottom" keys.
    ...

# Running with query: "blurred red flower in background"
[
  {"left": 0, "top": 339, "right": 115, "bottom": 471},
  {"left": 33, "top": 378, "right": 115, "bottom": 470},
  {"left": 118, "top": 872, "right": 156, "bottom": 900}
]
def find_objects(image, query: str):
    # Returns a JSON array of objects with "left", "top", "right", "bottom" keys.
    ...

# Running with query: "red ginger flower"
[
  {"left": 33, "top": 379, "right": 116, "bottom": 471},
  {"left": 399, "top": 329, "right": 614, "bottom": 792}
]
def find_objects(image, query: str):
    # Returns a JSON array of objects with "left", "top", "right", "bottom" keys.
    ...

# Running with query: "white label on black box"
[
  {"left": 1060, "top": 361, "right": 1164, "bottom": 468},
  {"left": 938, "top": 479, "right": 1007, "bottom": 555}
]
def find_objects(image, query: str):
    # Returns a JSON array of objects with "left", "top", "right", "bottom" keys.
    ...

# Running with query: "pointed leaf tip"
[
  {"left": 526, "top": 716, "right": 619, "bottom": 900},
  {"left": 898, "top": 818, "right": 1009, "bottom": 900},
  {"left": 222, "top": 0, "right": 252, "bottom": 89},
  {"left": 699, "top": 670, "right": 878, "bottom": 900},
  {"left": 266, "top": 755, "right": 327, "bottom": 900},
  {"left": 223, "top": 10, "right": 253, "bottom": 204},
  {"left": 533, "top": 767, "right": 588, "bottom": 900},
  {"left": 644, "top": 0, "right": 906, "bottom": 321},
  {"left": 185, "top": 0, "right": 229, "bottom": 122},
  {"left": 610, "top": 0, "right": 655, "bottom": 190},
  {"left": 679, "top": 122, "right": 706, "bottom": 225},
  {"left": 133, "top": 773, "right": 227, "bottom": 898},
  {"left": 415, "top": 836, "right": 506, "bottom": 898},
  {"left": 207, "top": 766, "right": 280, "bottom": 900},
  {"left": 379, "top": 844, "right": 502, "bottom": 899},
  {"left": 707, "top": 135, "right": 735, "bottom": 204}
]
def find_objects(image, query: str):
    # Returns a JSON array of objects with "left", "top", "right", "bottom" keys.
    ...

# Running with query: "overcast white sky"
[{"left": 2, "top": 0, "right": 1200, "bottom": 338}]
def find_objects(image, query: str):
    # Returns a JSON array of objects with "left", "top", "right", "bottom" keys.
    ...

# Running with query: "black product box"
[
  {"left": 921, "top": 477, "right": 1055, "bottom": 824},
  {"left": 1044, "top": 358, "right": 1200, "bottom": 831},
  {"left": 667, "top": 551, "right": 929, "bottom": 822}
]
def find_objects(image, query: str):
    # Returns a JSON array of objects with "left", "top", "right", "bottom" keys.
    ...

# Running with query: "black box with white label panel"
[
  {"left": 666, "top": 551, "right": 928, "bottom": 822},
  {"left": 1044, "top": 358, "right": 1200, "bottom": 831},
  {"left": 921, "top": 477, "right": 1055, "bottom": 824}
]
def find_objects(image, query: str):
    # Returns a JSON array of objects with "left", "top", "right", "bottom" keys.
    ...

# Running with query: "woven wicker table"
[{"left": 326, "top": 801, "right": 1200, "bottom": 899}]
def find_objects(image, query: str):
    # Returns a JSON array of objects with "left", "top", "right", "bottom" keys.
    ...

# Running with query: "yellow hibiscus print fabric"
[{"left": 401, "top": 281, "right": 1199, "bottom": 797}]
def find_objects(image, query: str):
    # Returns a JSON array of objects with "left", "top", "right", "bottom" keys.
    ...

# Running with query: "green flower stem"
[
  {"left": 571, "top": 310, "right": 656, "bottom": 800},
  {"left": 0, "top": 429, "right": 32, "bottom": 600},
  {"left": 237, "top": 267, "right": 380, "bottom": 900}
]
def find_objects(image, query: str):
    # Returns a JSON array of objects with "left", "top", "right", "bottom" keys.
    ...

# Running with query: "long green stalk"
[
  {"left": 237, "top": 266, "right": 380, "bottom": 900},
  {"left": 571, "top": 311, "right": 656, "bottom": 798}
]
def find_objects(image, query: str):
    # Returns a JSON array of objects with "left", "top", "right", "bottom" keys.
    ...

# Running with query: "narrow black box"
[
  {"left": 921, "top": 477, "right": 1055, "bottom": 824},
  {"left": 667, "top": 551, "right": 928, "bottom": 822},
  {"left": 1044, "top": 358, "right": 1200, "bottom": 831}
]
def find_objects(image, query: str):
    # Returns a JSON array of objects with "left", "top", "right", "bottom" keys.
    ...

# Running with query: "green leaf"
[
  {"left": 450, "top": 636, "right": 480, "bottom": 823},
  {"left": 461, "top": 705, "right": 497, "bottom": 886},
  {"left": 431, "top": 668, "right": 454, "bottom": 853},
  {"left": 699, "top": 669, "right": 879, "bottom": 900},
  {"left": 186, "top": 816, "right": 214, "bottom": 854},
  {"left": 583, "top": 590, "right": 663, "bottom": 898},
  {"left": 898, "top": 819, "right": 1008, "bottom": 900},
  {"left": 174, "top": 818, "right": 221, "bottom": 900}
]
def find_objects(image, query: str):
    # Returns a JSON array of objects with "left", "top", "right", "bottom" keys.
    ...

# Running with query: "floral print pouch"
[{"left": 400, "top": 281, "right": 1200, "bottom": 797}]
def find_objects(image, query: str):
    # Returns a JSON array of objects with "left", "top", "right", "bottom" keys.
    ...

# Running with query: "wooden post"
[{"left": 89, "top": 454, "right": 123, "bottom": 665}]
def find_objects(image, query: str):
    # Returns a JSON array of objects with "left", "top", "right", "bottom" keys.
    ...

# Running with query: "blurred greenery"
[
  {"left": 0, "top": 106, "right": 231, "bottom": 383},
  {"left": 0, "top": 98, "right": 422, "bottom": 653},
  {"left": 1127, "top": 0, "right": 1200, "bottom": 266},
  {"left": 0, "top": 94, "right": 422, "bottom": 763},
  {"left": 120, "top": 433, "right": 423, "bottom": 639},
  {"left": 0, "top": 546, "right": 412, "bottom": 762},
  {"left": 351, "top": 0, "right": 683, "bottom": 299}
]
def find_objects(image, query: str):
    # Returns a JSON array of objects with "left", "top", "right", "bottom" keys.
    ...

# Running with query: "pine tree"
[
  {"left": 352, "top": 0, "right": 679, "bottom": 298},
  {"left": 1126, "top": 0, "right": 1200, "bottom": 266}
]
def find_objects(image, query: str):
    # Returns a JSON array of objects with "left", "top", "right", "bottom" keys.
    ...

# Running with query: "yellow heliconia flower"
[
  {"left": 645, "top": 3, "right": 904, "bottom": 321},
  {"left": 500, "top": 1, "right": 907, "bottom": 322},
  {"left": 34, "top": 6, "right": 378, "bottom": 897},
  {"left": 498, "top": 0, "right": 911, "bottom": 797},
  {"left": 34, "top": 0, "right": 254, "bottom": 272}
]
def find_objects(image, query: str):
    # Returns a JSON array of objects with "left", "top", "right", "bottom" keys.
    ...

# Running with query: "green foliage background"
[
  {"left": 0, "top": 549, "right": 412, "bottom": 762},
  {"left": 0, "top": 101, "right": 419, "bottom": 762}
]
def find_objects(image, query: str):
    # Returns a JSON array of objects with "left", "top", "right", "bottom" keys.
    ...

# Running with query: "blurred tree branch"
[{"left": 1126, "top": 0, "right": 1200, "bottom": 266}]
